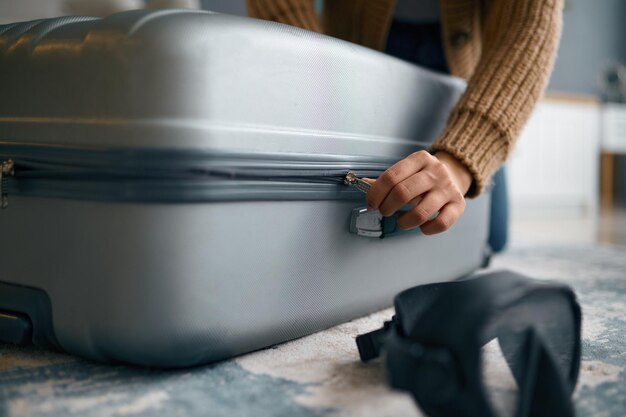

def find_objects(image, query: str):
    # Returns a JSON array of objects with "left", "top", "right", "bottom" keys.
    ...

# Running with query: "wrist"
[{"left": 434, "top": 151, "right": 473, "bottom": 196}]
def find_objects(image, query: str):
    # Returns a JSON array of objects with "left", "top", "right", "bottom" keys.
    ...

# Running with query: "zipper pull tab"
[
  {"left": 1, "top": 160, "right": 15, "bottom": 209},
  {"left": 344, "top": 171, "right": 372, "bottom": 194}
]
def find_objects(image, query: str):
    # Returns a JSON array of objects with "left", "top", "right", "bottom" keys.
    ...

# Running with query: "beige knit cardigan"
[{"left": 247, "top": 0, "right": 563, "bottom": 196}]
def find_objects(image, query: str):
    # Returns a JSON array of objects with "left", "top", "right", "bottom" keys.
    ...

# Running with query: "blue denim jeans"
[
  {"left": 386, "top": 19, "right": 508, "bottom": 252},
  {"left": 488, "top": 167, "right": 508, "bottom": 252}
]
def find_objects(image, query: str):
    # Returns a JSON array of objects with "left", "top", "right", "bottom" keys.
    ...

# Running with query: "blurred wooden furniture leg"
[{"left": 600, "top": 151, "right": 615, "bottom": 209}]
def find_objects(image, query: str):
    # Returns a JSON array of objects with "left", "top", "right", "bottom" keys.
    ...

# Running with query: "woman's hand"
[{"left": 365, "top": 151, "right": 472, "bottom": 235}]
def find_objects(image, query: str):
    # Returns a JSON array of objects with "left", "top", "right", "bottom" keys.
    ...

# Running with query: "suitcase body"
[{"left": 0, "top": 10, "right": 490, "bottom": 367}]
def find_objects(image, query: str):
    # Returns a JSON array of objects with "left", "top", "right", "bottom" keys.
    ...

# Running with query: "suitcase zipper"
[
  {"left": 0, "top": 152, "right": 392, "bottom": 204},
  {"left": 0, "top": 160, "right": 14, "bottom": 209}
]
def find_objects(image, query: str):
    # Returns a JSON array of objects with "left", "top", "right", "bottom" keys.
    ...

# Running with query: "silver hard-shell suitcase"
[{"left": 0, "top": 10, "right": 490, "bottom": 367}]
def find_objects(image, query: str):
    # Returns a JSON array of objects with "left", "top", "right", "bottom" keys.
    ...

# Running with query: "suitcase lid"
[{"left": 0, "top": 10, "right": 465, "bottom": 158}]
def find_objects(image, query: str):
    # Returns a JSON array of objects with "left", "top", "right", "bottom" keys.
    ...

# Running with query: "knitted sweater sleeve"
[
  {"left": 430, "top": 0, "right": 564, "bottom": 196},
  {"left": 245, "top": 0, "right": 320, "bottom": 32}
]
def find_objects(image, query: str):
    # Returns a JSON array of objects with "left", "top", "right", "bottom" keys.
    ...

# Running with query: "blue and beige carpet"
[{"left": 1, "top": 244, "right": 625, "bottom": 417}]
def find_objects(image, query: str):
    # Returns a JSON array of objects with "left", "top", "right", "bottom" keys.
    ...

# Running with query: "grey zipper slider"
[
  {"left": 344, "top": 171, "right": 372, "bottom": 194},
  {"left": 1, "top": 160, "right": 15, "bottom": 209}
]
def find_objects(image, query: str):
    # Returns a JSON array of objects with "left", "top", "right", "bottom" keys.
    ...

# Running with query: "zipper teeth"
[
  {"left": 1, "top": 158, "right": 387, "bottom": 203},
  {"left": 8, "top": 160, "right": 385, "bottom": 181}
]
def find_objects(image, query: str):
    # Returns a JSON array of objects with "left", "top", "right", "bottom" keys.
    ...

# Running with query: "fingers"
[
  {"left": 420, "top": 201, "right": 465, "bottom": 235},
  {"left": 378, "top": 173, "right": 433, "bottom": 217},
  {"left": 363, "top": 150, "right": 468, "bottom": 235},
  {"left": 396, "top": 191, "right": 448, "bottom": 230},
  {"left": 366, "top": 151, "right": 432, "bottom": 210}
]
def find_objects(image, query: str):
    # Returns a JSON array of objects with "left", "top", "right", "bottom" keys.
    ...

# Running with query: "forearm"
[{"left": 431, "top": 0, "right": 564, "bottom": 197}]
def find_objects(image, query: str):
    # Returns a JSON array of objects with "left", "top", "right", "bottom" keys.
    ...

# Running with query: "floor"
[
  {"left": 510, "top": 207, "right": 626, "bottom": 246},
  {"left": 1, "top": 207, "right": 625, "bottom": 417}
]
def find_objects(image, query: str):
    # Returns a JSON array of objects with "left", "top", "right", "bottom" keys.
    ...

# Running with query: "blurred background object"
[
  {"left": 599, "top": 64, "right": 626, "bottom": 104},
  {"left": 0, "top": 0, "right": 625, "bottom": 246},
  {"left": 0, "top": 0, "right": 201, "bottom": 22},
  {"left": 146, "top": 0, "right": 201, "bottom": 10},
  {"left": 501, "top": 0, "right": 626, "bottom": 247},
  {"left": 62, "top": 0, "right": 146, "bottom": 16}
]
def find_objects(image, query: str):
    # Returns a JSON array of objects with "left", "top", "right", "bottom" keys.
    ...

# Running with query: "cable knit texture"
[{"left": 247, "top": 0, "right": 563, "bottom": 196}]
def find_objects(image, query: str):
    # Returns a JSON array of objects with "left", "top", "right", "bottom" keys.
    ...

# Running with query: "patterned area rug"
[{"left": 1, "top": 244, "right": 625, "bottom": 417}]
